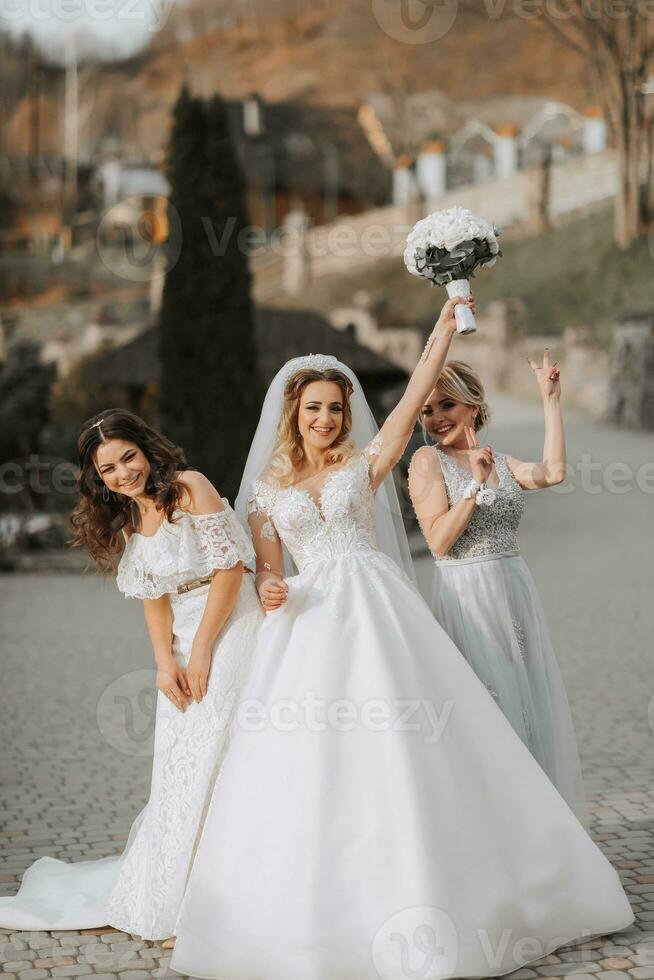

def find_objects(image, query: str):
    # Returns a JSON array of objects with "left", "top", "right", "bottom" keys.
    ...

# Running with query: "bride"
[{"left": 171, "top": 296, "right": 633, "bottom": 980}]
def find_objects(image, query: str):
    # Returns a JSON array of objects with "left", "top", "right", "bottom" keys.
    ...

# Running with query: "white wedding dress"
[
  {"left": 428, "top": 448, "right": 587, "bottom": 824},
  {"left": 0, "top": 503, "right": 262, "bottom": 940},
  {"left": 171, "top": 445, "right": 633, "bottom": 980}
]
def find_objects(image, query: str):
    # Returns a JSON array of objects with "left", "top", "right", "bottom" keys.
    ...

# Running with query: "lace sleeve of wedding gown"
[
  {"left": 363, "top": 434, "right": 384, "bottom": 462},
  {"left": 116, "top": 504, "right": 255, "bottom": 600},
  {"left": 246, "top": 480, "right": 283, "bottom": 575}
]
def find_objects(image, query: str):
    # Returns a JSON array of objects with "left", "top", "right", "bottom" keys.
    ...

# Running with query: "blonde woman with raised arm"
[{"left": 409, "top": 354, "right": 586, "bottom": 823}]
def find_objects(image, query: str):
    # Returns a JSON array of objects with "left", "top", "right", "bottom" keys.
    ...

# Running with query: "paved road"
[{"left": 1, "top": 394, "right": 653, "bottom": 979}]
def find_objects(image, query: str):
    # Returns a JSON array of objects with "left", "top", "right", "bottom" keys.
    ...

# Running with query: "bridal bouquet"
[{"left": 403, "top": 206, "right": 501, "bottom": 334}]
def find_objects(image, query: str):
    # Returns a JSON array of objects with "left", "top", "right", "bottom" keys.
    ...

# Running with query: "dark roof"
[
  {"left": 83, "top": 307, "right": 406, "bottom": 390},
  {"left": 225, "top": 98, "right": 390, "bottom": 204},
  {"left": 253, "top": 308, "right": 404, "bottom": 384}
]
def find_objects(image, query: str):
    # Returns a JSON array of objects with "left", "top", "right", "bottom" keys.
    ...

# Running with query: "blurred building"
[
  {"left": 81, "top": 307, "right": 406, "bottom": 420},
  {"left": 359, "top": 92, "right": 607, "bottom": 206},
  {"left": 223, "top": 93, "right": 391, "bottom": 230}
]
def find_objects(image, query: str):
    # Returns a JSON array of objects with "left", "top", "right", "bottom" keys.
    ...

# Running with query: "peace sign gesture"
[
  {"left": 464, "top": 426, "right": 494, "bottom": 485},
  {"left": 527, "top": 349, "right": 561, "bottom": 400}
]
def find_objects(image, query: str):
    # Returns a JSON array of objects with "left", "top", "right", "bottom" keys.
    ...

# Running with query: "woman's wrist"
[
  {"left": 420, "top": 323, "right": 455, "bottom": 363},
  {"left": 155, "top": 652, "right": 178, "bottom": 673},
  {"left": 192, "top": 631, "right": 215, "bottom": 652}
]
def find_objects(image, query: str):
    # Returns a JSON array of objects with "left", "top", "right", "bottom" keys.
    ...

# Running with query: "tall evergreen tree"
[{"left": 158, "top": 85, "right": 262, "bottom": 501}]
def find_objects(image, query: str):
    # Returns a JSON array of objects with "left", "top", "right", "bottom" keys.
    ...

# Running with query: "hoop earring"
[{"left": 102, "top": 485, "right": 110, "bottom": 502}]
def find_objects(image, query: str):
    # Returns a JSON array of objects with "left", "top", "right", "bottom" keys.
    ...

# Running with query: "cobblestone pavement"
[{"left": 1, "top": 395, "right": 653, "bottom": 979}]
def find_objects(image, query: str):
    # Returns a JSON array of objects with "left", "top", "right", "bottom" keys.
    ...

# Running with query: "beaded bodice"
[
  {"left": 434, "top": 449, "right": 524, "bottom": 561},
  {"left": 247, "top": 452, "right": 379, "bottom": 573}
]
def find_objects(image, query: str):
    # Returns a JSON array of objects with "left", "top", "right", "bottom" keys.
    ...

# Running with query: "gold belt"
[
  {"left": 176, "top": 566, "right": 254, "bottom": 595},
  {"left": 177, "top": 574, "right": 214, "bottom": 594}
]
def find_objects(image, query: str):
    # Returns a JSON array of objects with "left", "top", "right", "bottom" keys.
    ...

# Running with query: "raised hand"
[
  {"left": 435, "top": 293, "right": 477, "bottom": 336},
  {"left": 527, "top": 349, "right": 561, "bottom": 400},
  {"left": 464, "top": 426, "right": 494, "bottom": 485}
]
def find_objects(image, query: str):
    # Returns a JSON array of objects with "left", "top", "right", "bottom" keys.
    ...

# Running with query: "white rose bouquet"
[{"left": 403, "top": 206, "right": 501, "bottom": 334}]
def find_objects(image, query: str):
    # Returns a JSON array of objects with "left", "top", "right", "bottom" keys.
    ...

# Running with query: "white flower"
[
  {"left": 404, "top": 207, "right": 500, "bottom": 282},
  {"left": 476, "top": 486, "right": 497, "bottom": 506}
]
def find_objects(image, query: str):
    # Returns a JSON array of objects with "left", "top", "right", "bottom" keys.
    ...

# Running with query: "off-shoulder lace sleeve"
[
  {"left": 183, "top": 507, "right": 255, "bottom": 574},
  {"left": 116, "top": 501, "right": 255, "bottom": 600}
]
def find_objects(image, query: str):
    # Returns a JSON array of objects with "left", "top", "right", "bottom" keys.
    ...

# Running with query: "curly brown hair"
[
  {"left": 70, "top": 408, "right": 193, "bottom": 572},
  {"left": 267, "top": 368, "right": 355, "bottom": 485}
]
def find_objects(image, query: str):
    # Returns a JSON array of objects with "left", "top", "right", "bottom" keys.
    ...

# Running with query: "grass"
[{"left": 275, "top": 206, "right": 654, "bottom": 350}]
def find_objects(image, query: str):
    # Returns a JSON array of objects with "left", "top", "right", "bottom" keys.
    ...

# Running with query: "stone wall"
[
  {"left": 431, "top": 302, "right": 609, "bottom": 422},
  {"left": 253, "top": 149, "right": 619, "bottom": 302},
  {"left": 607, "top": 311, "right": 654, "bottom": 429}
]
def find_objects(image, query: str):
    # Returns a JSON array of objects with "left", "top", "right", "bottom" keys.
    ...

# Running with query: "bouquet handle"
[{"left": 446, "top": 279, "right": 476, "bottom": 335}]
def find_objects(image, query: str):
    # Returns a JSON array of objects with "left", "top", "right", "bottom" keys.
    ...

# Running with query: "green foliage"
[
  {"left": 467, "top": 209, "right": 654, "bottom": 346},
  {"left": 286, "top": 207, "right": 652, "bottom": 346},
  {"left": 0, "top": 341, "right": 54, "bottom": 462},
  {"left": 157, "top": 85, "right": 262, "bottom": 501}
]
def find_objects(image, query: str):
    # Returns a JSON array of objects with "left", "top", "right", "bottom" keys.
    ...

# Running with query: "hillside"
[
  {"left": 5, "top": 1, "right": 594, "bottom": 161},
  {"left": 270, "top": 207, "right": 654, "bottom": 347}
]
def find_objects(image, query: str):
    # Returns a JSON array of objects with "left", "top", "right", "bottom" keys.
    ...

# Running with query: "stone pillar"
[
  {"left": 99, "top": 159, "right": 122, "bottom": 209},
  {"left": 281, "top": 202, "right": 311, "bottom": 296},
  {"left": 392, "top": 155, "right": 416, "bottom": 206},
  {"left": 607, "top": 310, "right": 654, "bottom": 429},
  {"left": 494, "top": 123, "right": 519, "bottom": 179},
  {"left": 416, "top": 140, "right": 447, "bottom": 204},
  {"left": 582, "top": 106, "right": 607, "bottom": 155}
]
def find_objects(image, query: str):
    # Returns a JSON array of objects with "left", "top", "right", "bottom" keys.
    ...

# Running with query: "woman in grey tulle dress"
[{"left": 409, "top": 354, "right": 587, "bottom": 823}]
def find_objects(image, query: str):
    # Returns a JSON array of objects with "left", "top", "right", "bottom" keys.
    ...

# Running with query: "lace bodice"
[
  {"left": 434, "top": 449, "right": 524, "bottom": 561},
  {"left": 247, "top": 452, "right": 380, "bottom": 573},
  {"left": 116, "top": 500, "right": 255, "bottom": 599}
]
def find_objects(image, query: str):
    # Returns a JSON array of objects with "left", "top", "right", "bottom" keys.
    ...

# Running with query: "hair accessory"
[
  {"left": 282, "top": 353, "right": 340, "bottom": 383},
  {"left": 90, "top": 418, "right": 107, "bottom": 441}
]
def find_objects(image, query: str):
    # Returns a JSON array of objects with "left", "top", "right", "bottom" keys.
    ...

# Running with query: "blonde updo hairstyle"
[
  {"left": 422, "top": 360, "right": 491, "bottom": 440},
  {"left": 267, "top": 368, "right": 356, "bottom": 485}
]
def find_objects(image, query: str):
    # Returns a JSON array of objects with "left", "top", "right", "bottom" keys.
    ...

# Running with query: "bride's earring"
[{"left": 102, "top": 485, "right": 110, "bottom": 502}]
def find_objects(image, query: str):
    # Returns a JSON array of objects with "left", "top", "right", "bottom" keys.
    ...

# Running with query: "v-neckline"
[
  {"left": 286, "top": 457, "right": 359, "bottom": 521},
  {"left": 436, "top": 448, "right": 502, "bottom": 491}
]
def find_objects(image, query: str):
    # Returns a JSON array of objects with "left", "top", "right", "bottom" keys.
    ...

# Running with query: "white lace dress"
[
  {"left": 171, "top": 446, "right": 633, "bottom": 980},
  {"left": 0, "top": 503, "right": 263, "bottom": 940},
  {"left": 429, "top": 449, "right": 587, "bottom": 824}
]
